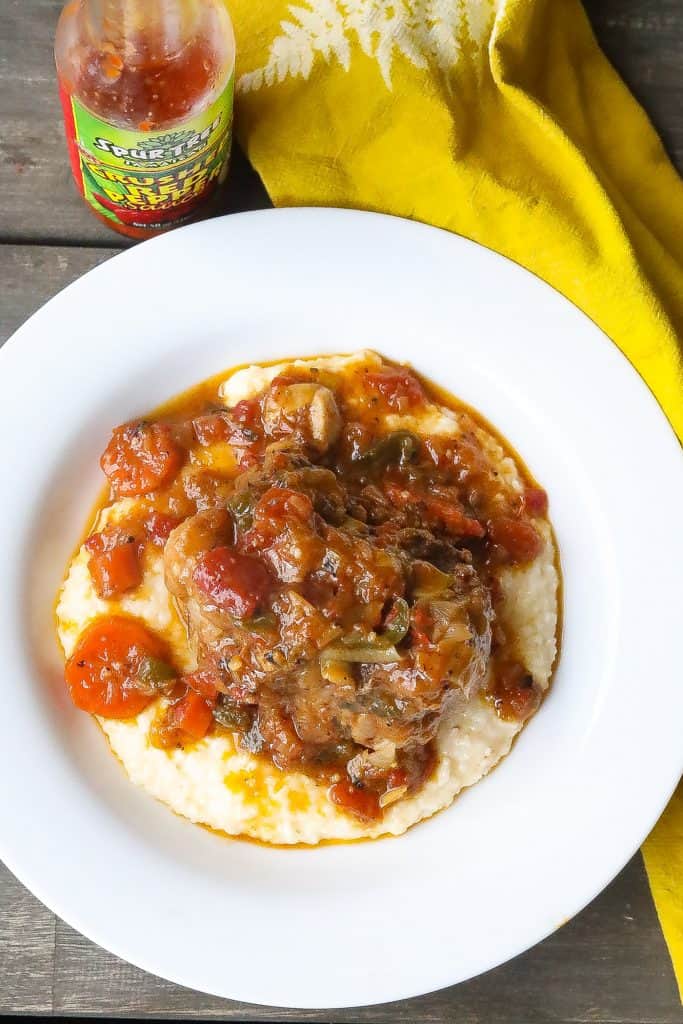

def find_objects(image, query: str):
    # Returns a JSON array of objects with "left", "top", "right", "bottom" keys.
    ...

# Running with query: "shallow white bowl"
[{"left": 0, "top": 209, "right": 681, "bottom": 1009}]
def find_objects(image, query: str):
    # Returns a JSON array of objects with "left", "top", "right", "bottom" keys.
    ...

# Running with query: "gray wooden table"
[{"left": 1, "top": 1, "right": 682, "bottom": 1019}]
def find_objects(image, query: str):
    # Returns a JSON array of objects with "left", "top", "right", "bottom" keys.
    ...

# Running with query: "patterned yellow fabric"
[{"left": 228, "top": 0, "right": 683, "bottom": 992}]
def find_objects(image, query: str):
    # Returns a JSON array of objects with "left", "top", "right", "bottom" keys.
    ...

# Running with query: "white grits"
[{"left": 56, "top": 353, "right": 559, "bottom": 845}]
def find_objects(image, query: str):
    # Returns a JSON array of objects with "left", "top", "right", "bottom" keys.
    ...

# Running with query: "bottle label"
[{"left": 59, "top": 75, "right": 234, "bottom": 231}]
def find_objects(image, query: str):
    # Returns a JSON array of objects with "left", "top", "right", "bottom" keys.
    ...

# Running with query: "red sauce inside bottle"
[{"left": 55, "top": 0, "right": 235, "bottom": 238}]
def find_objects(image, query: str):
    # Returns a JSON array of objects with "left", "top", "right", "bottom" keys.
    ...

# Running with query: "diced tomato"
[
  {"left": 183, "top": 668, "right": 222, "bottom": 700},
  {"left": 489, "top": 661, "right": 540, "bottom": 722},
  {"left": 85, "top": 527, "right": 142, "bottom": 599},
  {"left": 329, "top": 780, "right": 381, "bottom": 821},
  {"left": 522, "top": 486, "right": 548, "bottom": 516},
  {"left": 488, "top": 516, "right": 542, "bottom": 564},
  {"left": 192, "top": 546, "right": 273, "bottom": 618},
  {"left": 269, "top": 373, "right": 303, "bottom": 390},
  {"left": 231, "top": 398, "right": 261, "bottom": 427},
  {"left": 144, "top": 510, "right": 180, "bottom": 546},
  {"left": 193, "top": 405, "right": 261, "bottom": 449},
  {"left": 65, "top": 616, "right": 167, "bottom": 718},
  {"left": 422, "top": 495, "right": 485, "bottom": 537},
  {"left": 166, "top": 689, "right": 215, "bottom": 740},
  {"left": 100, "top": 421, "right": 184, "bottom": 496},
  {"left": 151, "top": 688, "right": 216, "bottom": 748},
  {"left": 385, "top": 483, "right": 485, "bottom": 539},
  {"left": 242, "top": 486, "right": 315, "bottom": 552},
  {"left": 192, "top": 412, "right": 230, "bottom": 446},
  {"left": 365, "top": 367, "right": 425, "bottom": 410},
  {"left": 84, "top": 527, "right": 125, "bottom": 555},
  {"left": 254, "top": 487, "right": 314, "bottom": 525}
]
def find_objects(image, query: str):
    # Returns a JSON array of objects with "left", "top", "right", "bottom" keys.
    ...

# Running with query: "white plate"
[{"left": 0, "top": 209, "right": 681, "bottom": 1009}]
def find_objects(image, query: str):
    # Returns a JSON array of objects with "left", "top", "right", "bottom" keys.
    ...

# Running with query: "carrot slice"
[{"left": 65, "top": 616, "right": 167, "bottom": 718}]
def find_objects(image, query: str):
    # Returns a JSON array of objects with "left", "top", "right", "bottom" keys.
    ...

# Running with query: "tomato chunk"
[
  {"left": 183, "top": 668, "right": 222, "bottom": 700},
  {"left": 522, "top": 486, "right": 549, "bottom": 516},
  {"left": 385, "top": 483, "right": 485, "bottom": 539},
  {"left": 242, "top": 487, "right": 315, "bottom": 551},
  {"left": 144, "top": 510, "right": 180, "bottom": 545},
  {"left": 421, "top": 494, "right": 485, "bottom": 537},
  {"left": 365, "top": 368, "right": 424, "bottom": 410},
  {"left": 65, "top": 616, "right": 167, "bottom": 718},
  {"left": 254, "top": 487, "right": 313, "bottom": 525},
  {"left": 85, "top": 527, "right": 143, "bottom": 599},
  {"left": 193, "top": 547, "right": 273, "bottom": 618},
  {"left": 488, "top": 516, "right": 542, "bottom": 564},
  {"left": 167, "top": 690, "right": 215, "bottom": 740},
  {"left": 193, "top": 407, "right": 261, "bottom": 449},
  {"left": 231, "top": 398, "right": 261, "bottom": 427},
  {"left": 150, "top": 688, "right": 216, "bottom": 748},
  {"left": 489, "top": 661, "right": 540, "bottom": 722},
  {"left": 101, "top": 421, "right": 184, "bottom": 496},
  {"left": 192, "top": 412, "right": 230, "bottom": 446},
  {"left": 329, "top": 780, "right": 381, "bottom": 821}
]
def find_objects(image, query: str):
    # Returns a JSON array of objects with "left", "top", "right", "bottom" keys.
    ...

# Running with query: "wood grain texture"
[
  {"left": 1, "top": 244, "right": 117, "bottom": 341},
  {"left": 0, "top": 863, "right": 55, "bottom": 1013},
  {"left": 583, "top": 0, "right": 683, "bottom": 171}
]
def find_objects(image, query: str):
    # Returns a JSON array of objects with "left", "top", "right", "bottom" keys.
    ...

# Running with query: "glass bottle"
[{"left": 55, "top": 0, "right": 236, "bottom": 239}]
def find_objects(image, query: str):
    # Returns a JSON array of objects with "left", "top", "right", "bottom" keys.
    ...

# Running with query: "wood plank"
[
  {"left": 1, "top": 244, "right": 117, "bottom": 343},
  {"left": 0, "top": 0, "right": 680, "bottom": 246},
  {"left": 50, "top": 854, "right": 682, "bottom": 1021},
  {"left": 0, "top": 862, "right": 55, "bottom": 1013},
  {"left": 583, "top": 0, "right": 683, "bottom": 171}
]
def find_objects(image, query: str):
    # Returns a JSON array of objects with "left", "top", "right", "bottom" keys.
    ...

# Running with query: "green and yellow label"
[{"left": 59, "top": 76, "right": 233, "bottom": 231}]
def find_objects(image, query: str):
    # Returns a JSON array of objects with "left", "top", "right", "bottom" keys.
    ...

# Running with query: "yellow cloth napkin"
[{"left": 228, "top": 0, "right": 683, "bottom": 993}]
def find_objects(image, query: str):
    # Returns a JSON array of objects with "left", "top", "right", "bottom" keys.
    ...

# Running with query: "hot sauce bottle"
[{"left": 55, "top": 0, "right": 236, "bottom": 239}]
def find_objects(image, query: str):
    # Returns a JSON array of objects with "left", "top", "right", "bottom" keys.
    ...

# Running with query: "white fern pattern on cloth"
[{"left": 238, "top": 0, "right": 500, "bottom": 93}]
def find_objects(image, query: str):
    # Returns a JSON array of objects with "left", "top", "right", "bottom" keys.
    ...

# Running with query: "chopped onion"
[
  {"left": 320, "top": 658, "right": 356, "bottom": 685},
  {"left": 369, "top": 740, "right": 397, "bottom": 768},
  {"left": 379, "top": 785, "right": 408, "bottom": 808},
  {"left": 320, "top": 643, "right": 402, "bottom": 665},
  {"left": 429, "top": 600, "right": 472, "bottom": 643},
  {"left": 412, "top": 561, "right": 452, "bottom": 598},
  {"left": 347, "top": 743, "right": 397, "bottom": 784}
]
